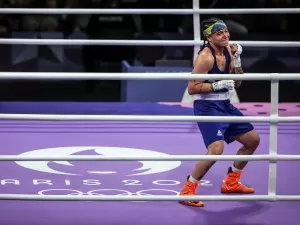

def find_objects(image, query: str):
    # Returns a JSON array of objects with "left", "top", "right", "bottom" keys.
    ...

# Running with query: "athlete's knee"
[
  {"left": 244, "top": 131, "right": 260, "bottom": 150},
  {"left": 207, "top": 141, "right": 224, "bottom": 155}
]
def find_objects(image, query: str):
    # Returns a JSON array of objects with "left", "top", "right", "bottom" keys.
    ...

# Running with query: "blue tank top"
[{"left": 200, "top": 44, "right": 231, "bottom": 93}]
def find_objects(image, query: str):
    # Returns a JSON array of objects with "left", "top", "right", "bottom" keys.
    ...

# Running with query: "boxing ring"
[{"left": 1, "top": 4, "right": 300, "bottom": 225}]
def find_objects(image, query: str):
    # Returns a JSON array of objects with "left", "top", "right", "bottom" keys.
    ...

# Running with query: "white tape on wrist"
[
  {"left": 234, "top": 56, "right": 241, "bottom": 68},
  {"left": 233, "top": 44, "right": 242, "bottom": 67},
  {"left": 212, "top": 82, "right": 218, "bottom": 91}
]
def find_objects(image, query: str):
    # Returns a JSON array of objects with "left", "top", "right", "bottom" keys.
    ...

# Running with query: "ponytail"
[{"left": 199, "top": 37, "right": 207, "bottom": 53}]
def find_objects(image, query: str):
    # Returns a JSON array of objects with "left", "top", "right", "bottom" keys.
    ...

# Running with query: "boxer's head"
[{"left": 201, "top": 17, "right": 230, "bottom": 50}]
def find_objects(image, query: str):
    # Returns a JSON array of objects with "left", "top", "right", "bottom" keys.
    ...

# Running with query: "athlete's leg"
[
  {"left": 233, "top": 129, "right": 260, "bottom": 170},
  {"left": 179, "top": 100, "right": 230, "bottom": 207},
  {"left": 179, "top": 120, "right": 228, "bottom": 207},
  {"left": 221, "top": 105, "right": 259, "bottom": 194},
  {"left": 179, "top": 142, "right": 225, "bottom": 207},
  {"left": 191, "top": 140, "right": 224, "bottom": 181}
]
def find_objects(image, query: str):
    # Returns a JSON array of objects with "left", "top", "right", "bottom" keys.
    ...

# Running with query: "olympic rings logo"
[{"left": 38, "top": 188, "right": 180, "bottom": 197}]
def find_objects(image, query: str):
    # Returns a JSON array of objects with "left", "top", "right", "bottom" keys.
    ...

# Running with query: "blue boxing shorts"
[{"left": 194, "top": 99, "right": 254, "bottom": 148}]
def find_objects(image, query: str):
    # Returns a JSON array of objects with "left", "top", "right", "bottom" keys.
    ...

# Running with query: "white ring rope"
[
  {"left": 0, "top": 155, "right": 300, "bottom": 161},
  {"left": 0, "top": 114, "right": 298, "bottom": 122},
  {"left": 0, "top": 73, "right": 297, "bottom": 122},
  {"left": 0, "top": 194, "right": 299, "bottom": 201},
  {"left": 0, "top": 39, "right": 299, "bottom": 47},
  {"left": 0, "top": 72, "right": 296, "bottom": 80},
  {"left": 0, "top": 8, "right": 299, "bottom": 14}
]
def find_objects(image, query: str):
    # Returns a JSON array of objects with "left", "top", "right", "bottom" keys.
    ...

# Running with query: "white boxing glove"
[
  {"left": 233, "top": 43, "right": 242, "bottom": 67},
  {"left": 212, "top": 80, "right": 235, "bottom": 91}
]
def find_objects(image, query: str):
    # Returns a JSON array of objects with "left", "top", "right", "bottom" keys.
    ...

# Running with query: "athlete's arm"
[
  {"left": 187, "top": 50, "right": 214, "bottom": 95},
  {"left": 228, "top": 44, "right": 243, "bottom": 88}
]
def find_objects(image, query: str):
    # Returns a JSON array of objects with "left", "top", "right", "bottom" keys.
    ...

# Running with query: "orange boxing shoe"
[
  {"left": 179, "top": 176, "right": 204, "bottom": 207},
  {"left": 221, "top": 167, "right": 255, "bottom": 194}
]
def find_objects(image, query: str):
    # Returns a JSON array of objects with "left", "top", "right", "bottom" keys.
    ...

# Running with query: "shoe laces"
[
  {"left": 184, "top": 181, "right": 198, "bottom": 193},
  {"left": 226, "top": 171, "right": 243, "bottom": 184},
  {"left": 228, "top": 172, "right": 251, "bottom": 189}
]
